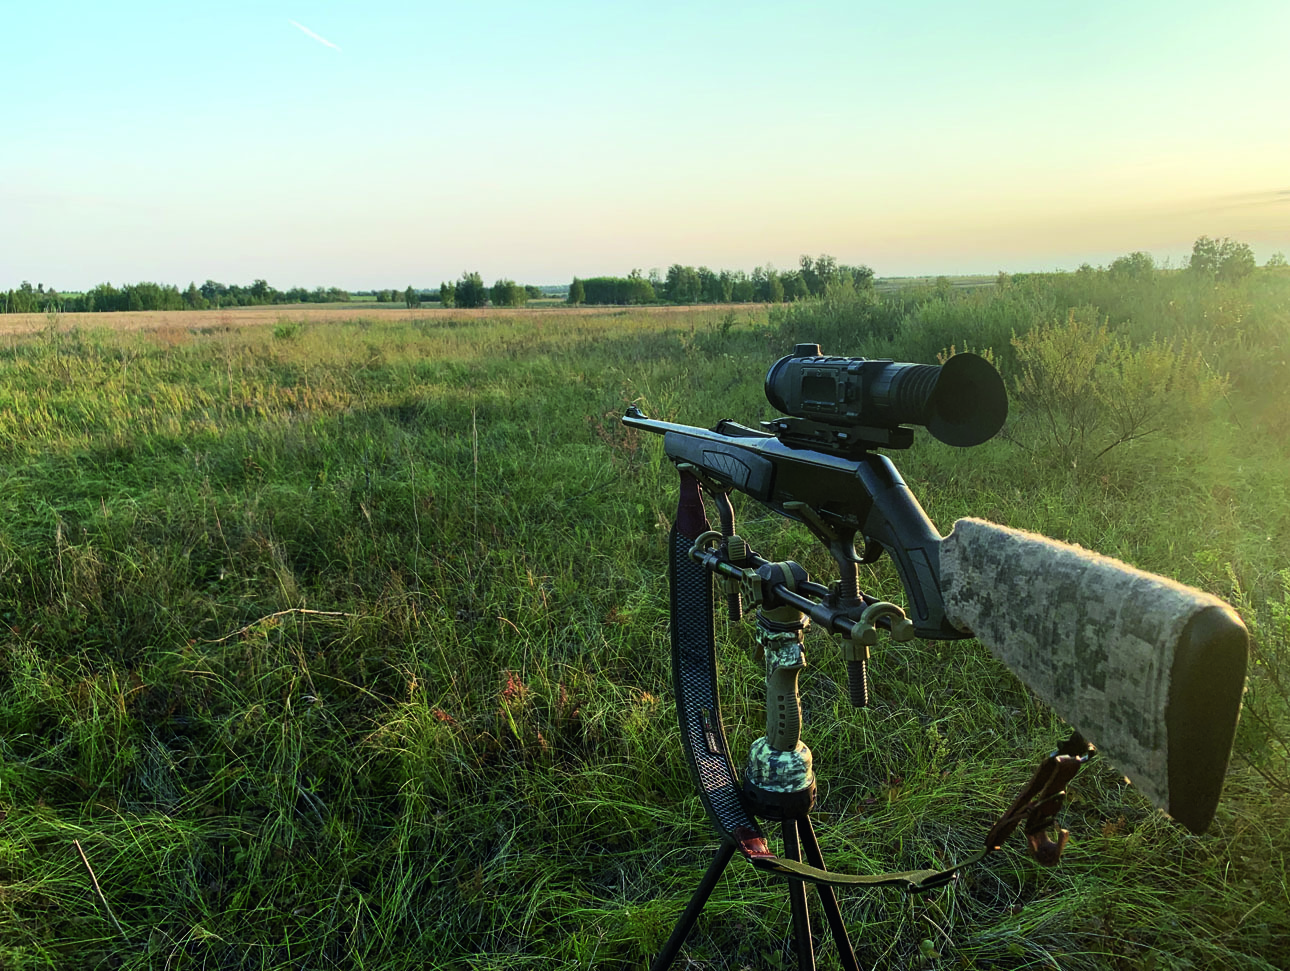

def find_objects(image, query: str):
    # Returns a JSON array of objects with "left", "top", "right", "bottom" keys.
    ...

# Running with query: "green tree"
[
  {"left": 1109, "top": 251, "right": 1156, "bottom": 279},
  {"left": 717, "top": 270, "right": 735, "bottom": 302},
  {"left": 625, "top": 269, "right": 655, "bottom": 304},
  {"left": 1267, "top": 252, "right": 1288, "bottom": 269},
  {"left": 780, "top": 271, "right": 809, "bottom": 301},
  {"left": 664, "top": 264, "right": 701, "bottom": 303},
  {"left": 1190, "top": 236, "right": 1256, "bottom": 282},
  {"left": 1220, "top": 241, "right": 1256, "bottom": 281},
  {"left": 754, "top": 265, "right": 784, "bottom": 303},
  {"left": 698, "top": 267, "right": 720, "bottom": 302},
  {"left": 456, "top": 272, "right": 487, "bottom": 308},
  {"left": 568, "top": 278, "right": 585, "bottom": 305},
  {"left": 405, "top": 286, "right": 421, "bottom": 308},
  {"left": 438, "top": 281, "right": 456, "bottom": 307},
  {"left": 800, "top": 254, "right": 840, "bottom": 296},
  {"left": 489, "top": 278, "right": 527, "bottom": 307},
  {"left": 9, "top": 281, "right": 38, "bottom": 313}
]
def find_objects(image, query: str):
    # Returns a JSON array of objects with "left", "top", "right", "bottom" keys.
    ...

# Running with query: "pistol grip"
[
  {"left": 757, "top": 608, "right": 808, "bottom": 751},
  {"left": 766, "top": 656, "right": 804, "bottom": 750}
]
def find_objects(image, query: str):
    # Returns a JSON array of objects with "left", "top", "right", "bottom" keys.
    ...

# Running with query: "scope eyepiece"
[{"left": 765, "top": 347, "right": 1007, "bottom": 447}]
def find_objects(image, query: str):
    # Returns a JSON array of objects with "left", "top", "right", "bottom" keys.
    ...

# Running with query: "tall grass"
[{"left": 0, "top": 277, "right": 1286, "bottom": 969}]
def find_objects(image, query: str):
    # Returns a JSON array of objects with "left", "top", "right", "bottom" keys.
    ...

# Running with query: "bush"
[{"left": 1008, "top": 308, "right": 1225, "bottom": 469}]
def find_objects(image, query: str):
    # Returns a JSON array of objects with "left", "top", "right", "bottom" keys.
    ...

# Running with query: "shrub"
[{"left": 1008, "top": 309, "right": 1225, "bottom": 469}]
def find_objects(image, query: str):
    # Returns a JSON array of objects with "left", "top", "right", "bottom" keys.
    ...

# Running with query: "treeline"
[
  {"left": 0, "top": 279, "right": 355, "bottom": 313},
  {"left": 373, "top": 287, "right": 432, "bottom": 307},
  {"left": 435, "top": 272, "right": 544, "bottom": 309},
  {"left": 568, "top": 255, "right": 875, "bottom": 306},
  {"left": 8, "top": 239, "right": 1281, "bottom": 316}
]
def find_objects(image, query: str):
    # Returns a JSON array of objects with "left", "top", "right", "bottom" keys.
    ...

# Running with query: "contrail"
[{"left": 289, "top": 19, "right": 341, "bottom": 51}]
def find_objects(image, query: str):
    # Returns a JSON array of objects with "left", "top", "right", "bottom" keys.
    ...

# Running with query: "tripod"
[{"left": 651, "top": 804, "right": 862, "bottom": 971}]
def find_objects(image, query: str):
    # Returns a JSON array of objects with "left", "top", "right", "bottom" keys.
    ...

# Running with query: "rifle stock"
[{"left": 940, "top": 518, "right": 1248, "bottom": 834}]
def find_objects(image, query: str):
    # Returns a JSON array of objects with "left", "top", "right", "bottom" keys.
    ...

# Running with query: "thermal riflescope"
[{"left": 764, "top": 343, "right": 1008, "bottom": 448}]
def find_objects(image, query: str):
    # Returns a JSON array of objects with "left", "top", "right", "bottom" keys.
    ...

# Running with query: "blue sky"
[{"left": 3, "top": 0, "right": 1287, "bottom": 289}]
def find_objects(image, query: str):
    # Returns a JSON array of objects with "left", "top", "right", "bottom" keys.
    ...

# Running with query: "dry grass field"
[{"left": 0, "top": 302, "right": 748, "bottom": 337}]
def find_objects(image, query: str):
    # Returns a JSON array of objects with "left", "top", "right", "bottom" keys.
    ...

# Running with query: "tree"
[
  {"left": 568, "top": 278, "right": 585, "bottom": 305},
  {"left": 625, "top": 269, "right": 655, "bottom": 304},
  {"left": 731, "top": 271, "right": 755, "bottom": 302},
  {"left": 664, "top": 264, "right": 701, "bottom": 303},
  {"left": 579, "top": 275, "right": 653, "bottom": 305},
  {"left": 697, "top": 267, "right": 720, "bottom": 302},
  {"left": 800, "top": 254, "right": 839, "bottom": 296},
  {"left": 848, "top": 264, "right": 875, "bottom": 290},
  {"left": 1268, "top": 252, "right": 1288, "bottom": 269},
  {"left": 1109, "top": 251, "right": 1156, "bottom": 279},
  {"left": 780, "top": 271, "right": 809, "bottom": 301},
  {"left": 1190, "top": 236, "right": 1256, "bottom": 282},
  {"left": 489, "top": 279, "right": 527, "bottom": 307},
  {"left": 753, "top": 265, "right": 783, "bottom": 303},
  {"left": 1220, "top": 240, "right": 1256, "bottom": 281},
  {"left": 717, "top": 270, "right": 735, "bottom": 302},
  {"left": 250, "top": 279, "right": 272, "bottom": 303},
  {"left": 455, "top": 272, "right": 487, "bottom": 308},
  {"left": 438, "top": 281, "right": 456, "bottom": 307},
  {"left": 405, "top": 286, "right": 421, "bottom": 308},
  {"left": 766, "top": 273, "right": 785, "bottom": 303}
]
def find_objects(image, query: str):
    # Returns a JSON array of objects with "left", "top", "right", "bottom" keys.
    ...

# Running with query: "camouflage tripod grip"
[{"left": 940, "top": 518, "right": 1248, "bottom": 834}]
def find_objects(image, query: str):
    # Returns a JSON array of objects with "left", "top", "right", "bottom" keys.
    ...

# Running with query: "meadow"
[{"left": 0, "top": 270, "right": 1287, "bottom": 970}]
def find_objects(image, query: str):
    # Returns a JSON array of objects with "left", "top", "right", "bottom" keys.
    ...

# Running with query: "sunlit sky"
[{"left": 3, "top": 0, "right": 1288, "bottom": 290}]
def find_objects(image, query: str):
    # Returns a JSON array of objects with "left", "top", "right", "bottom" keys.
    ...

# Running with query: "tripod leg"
[
  {"left": 651, "top": 840, "right": 738, "bottom": 971},
  {"left": 781, "top": 818, "right": 816, "bottom": 971},
  {"left": 797, "top": 816, "right": 863, "bottom": 971}
]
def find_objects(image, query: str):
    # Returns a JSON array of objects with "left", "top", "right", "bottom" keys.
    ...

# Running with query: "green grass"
[{"left": 0, "top": 280, "right": 1286, "bottom": 969}]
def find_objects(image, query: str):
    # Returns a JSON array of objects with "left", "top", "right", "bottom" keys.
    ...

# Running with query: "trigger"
[{"left": 859, "top": 537, "right": 884, "bottom": 564}]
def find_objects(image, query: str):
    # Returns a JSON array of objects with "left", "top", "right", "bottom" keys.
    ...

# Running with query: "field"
[
  {"left": 0, "top": 302, "right": 719, "bottom": 338},
  {"left": 0, "top": 274, "right": 1287, "bottom": 970}
]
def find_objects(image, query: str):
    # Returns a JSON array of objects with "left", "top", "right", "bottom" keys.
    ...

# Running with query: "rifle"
[{"left": 623, "top": 344, "right": 1247, "bottom": 969}]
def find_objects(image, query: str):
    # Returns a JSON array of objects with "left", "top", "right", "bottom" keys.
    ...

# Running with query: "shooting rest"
[{"left": 653, "top": 471, "right": 1093, "bottom": 971}]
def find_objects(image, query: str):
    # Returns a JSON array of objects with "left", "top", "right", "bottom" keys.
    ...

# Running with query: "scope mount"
[{"left": 763, "top": 415, "right": 916, "bottom": 454}]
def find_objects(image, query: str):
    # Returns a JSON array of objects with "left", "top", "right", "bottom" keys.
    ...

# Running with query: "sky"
[{"left": 2, "top": 0, "right": 1288, "bottom": 290}]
